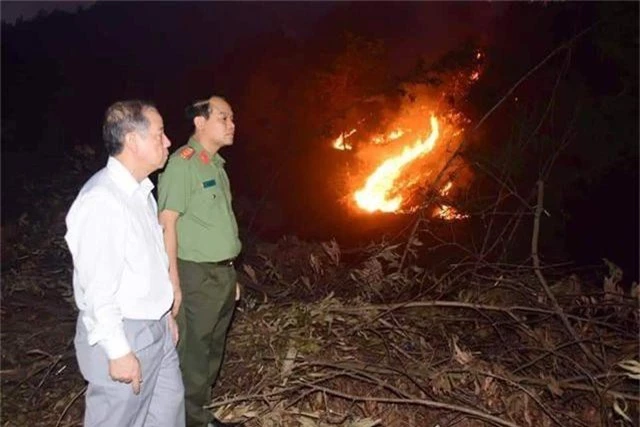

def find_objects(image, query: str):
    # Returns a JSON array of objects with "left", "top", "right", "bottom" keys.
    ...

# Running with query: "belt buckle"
[{"left": 218, "top": 258, "right": 234, "bottom": 267}]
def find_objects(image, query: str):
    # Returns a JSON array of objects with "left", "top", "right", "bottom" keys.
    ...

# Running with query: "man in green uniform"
[{"left": 158, "top": 96, "right": 241, "bottom": 427}]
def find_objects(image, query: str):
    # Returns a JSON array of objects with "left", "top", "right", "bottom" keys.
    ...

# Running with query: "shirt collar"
[
  {"left": 188, "top": 137, "right": 226, "bottom": 165},
  {"left": 106, "top": 157, "right": 154, "bottom": 197}
]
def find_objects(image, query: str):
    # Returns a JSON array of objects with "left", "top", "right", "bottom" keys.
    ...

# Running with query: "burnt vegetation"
[{"left": 2, "top": 2, "right": 638, "bottom": 426}]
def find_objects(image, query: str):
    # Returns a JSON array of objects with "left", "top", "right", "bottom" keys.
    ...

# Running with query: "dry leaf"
[
  {"left": 348, "top": 418, "right": 383, "bottom": 427},
  {"left": 452, "top": 336, "right": 473, "bottom": 365},
  {"left": 613, "top": 397, "right": 632, "bottom": 423},
  {"left": 281, "top": 345, "right": 298, "bottom": 384},
  {"left": 618, "top": 359, "right": 640, "bottom": 380},
  {"left": 309, "top": 253, "right": 323, "bottom": 275},
  {"left": 546, "top": 376, "right": 563, "bottom": 397},
  {"left": 321, "top": 239, "right": 341, "bottom": 266},
  {"left": 242, "top": 263, "right": 258, "bottom": 284}
]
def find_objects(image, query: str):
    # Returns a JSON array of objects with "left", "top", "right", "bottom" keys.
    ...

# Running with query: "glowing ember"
[
  {"left": 372, "top": 128, "right": 405, "bottom": 145},
  {"left": 332, "top": 128, "right": 356, "bottom": 150},
  {"left": 388, "top": 129, "right": 405, "bottom": 140},
  {"left": 440, "top": 181, "right": 454, "bottom": 195},
  {"left": 434, "top": 181, "right": 469, "bottom": 220},
  {"left": 354, "top": 116, "right": 439, "bottom": 212},
  {"left": 434, "top": 205, "right": 468, "bottom": 220}
]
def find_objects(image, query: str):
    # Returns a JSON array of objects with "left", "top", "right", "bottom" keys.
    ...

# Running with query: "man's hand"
[
  {"left": 109, "top": 352, "right": 142, "bottom": 395},
  {"left": 170, "top": 270, "right": 182, "bottom": 317},
  {"left": 235, "top": 282, "right": 241, "bottom": 301},
  {"left": 168, "top": 313, "right": 179, "bottom": 346}
]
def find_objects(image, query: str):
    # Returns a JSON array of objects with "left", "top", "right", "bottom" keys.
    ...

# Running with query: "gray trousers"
[{"left": 74, "top": 313, "right": 185, "bottom": 427}]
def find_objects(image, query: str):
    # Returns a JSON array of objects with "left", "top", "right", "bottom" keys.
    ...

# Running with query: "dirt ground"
[
  {"left": 1, "top": 288, "right": 85, "bottom": 426},
  {"left": 1, "top": 222, "right": 638, "bottom": 427}
]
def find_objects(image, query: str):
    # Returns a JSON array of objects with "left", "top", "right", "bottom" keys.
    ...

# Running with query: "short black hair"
[
  {"left": 185, "top": 99, "right": 212, "bottom": 121},
  {"left": 102, "top": 100, "right": 156, "bottom": 156},
  {"left": 184, "top": 96, "right": 230, "bottom": 122}
]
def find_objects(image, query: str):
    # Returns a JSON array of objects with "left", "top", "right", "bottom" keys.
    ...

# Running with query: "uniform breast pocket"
[{"left": 191, "top": 187, "right": 221, "bottom": 225}]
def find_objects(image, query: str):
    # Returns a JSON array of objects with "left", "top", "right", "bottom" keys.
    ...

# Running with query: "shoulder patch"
[
  {"left": 179, "top": 147, "right": 195, "bottom": 160},
  {"left": 199, "top": 150, "right": 210, "bottom": 164}
]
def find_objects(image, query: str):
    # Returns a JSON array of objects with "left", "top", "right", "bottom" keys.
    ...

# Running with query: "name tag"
[{"left": 202, "top": 179, "right": 217, "bottom": 189}]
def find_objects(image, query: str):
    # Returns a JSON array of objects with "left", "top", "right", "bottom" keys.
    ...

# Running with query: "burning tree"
[{"left": 327, "top": 40, "right": 483, "bottom": 222}]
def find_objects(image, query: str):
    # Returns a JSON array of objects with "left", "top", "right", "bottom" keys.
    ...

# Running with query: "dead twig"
[
  {"left": 55, "top": 385, "right": 87, "bottom": 427},
  {"left": 29, "top": 354, "right": 64, "bottom": 402},
  {"left": 530, "top": 180, "right": 605, "bottom": 370},
  {"left": 298, "top": 383, "right": 522, "bottom": 427}
]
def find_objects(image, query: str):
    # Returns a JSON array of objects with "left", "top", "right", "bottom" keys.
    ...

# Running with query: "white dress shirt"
[{"left": 65, "top": 157, "right": 173, "bottom": 359}]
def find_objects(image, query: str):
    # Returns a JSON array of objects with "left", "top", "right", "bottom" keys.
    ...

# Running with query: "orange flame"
[
  {"left": 338, "top": 48, "right": 481, "bottom": 217},
  {"left": 354, "top": 116, "right": 439, "bottom": 212},
  {"left": 388, "top": 128, "right": 405, "bottom": 140},
  {"left": 434, "top": 181, "right": 469, "bottom": 220},
  {"left": 434, "top": 205, "right": 468, "bottom": 220},
  {"left": 440, "top": 181, "right": 453, "bottom": 195},
  {"left": 372, "top": 128, "right": 405, "bottom": 145},
  {"left": 332, "top": 129, "right": 356, "bottom": 150}
]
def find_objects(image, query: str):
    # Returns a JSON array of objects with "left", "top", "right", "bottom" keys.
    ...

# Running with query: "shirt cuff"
[{"left": 98, "top": 327, "right": 131, "bottom": 360}]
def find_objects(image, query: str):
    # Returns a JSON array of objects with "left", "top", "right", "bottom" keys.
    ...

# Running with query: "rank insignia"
[
  {"left": 199, "top": 151, "right": 210, "bottom": 164},
  {"left": 180, "top": 147, "right": 195, "bottom": 160}
]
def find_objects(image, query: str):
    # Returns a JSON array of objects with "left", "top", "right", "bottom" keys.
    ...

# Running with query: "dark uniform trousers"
[{"left": 176, "top": 258, "right": 237, "bottom": 427}]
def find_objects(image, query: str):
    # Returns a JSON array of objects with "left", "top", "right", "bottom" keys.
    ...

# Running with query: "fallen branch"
[
  {"left": 299, "top": 383, "right": 522, "bottom": 427},
  {"left": 530, "top": 180, "right": 605, "bottom": 370},
  {"left": 55, "top": 385, "right": 87, "bottom": 427}
]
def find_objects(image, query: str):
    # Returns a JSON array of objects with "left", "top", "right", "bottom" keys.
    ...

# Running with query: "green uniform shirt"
[{"left": 158, "top": 137, "right": 241, "bottom": 263}]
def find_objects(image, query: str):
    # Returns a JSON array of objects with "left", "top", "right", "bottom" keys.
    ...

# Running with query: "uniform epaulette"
[
  {"left": 199, "top": 151, "right": 210, "bottom": 164},
  {"left": 179, "top": 147, "right": 195, "bottom": 160}
]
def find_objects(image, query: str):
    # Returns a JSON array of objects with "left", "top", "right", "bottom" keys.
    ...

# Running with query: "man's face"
[
  {"left": 201, "top": 98, "right": 235, "bottom": 148},
  {"left": 136, "top": 108, "right": 171, "bottom": 172}
]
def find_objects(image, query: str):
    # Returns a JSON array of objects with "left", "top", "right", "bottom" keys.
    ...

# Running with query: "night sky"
[{"left": 2, "top": 2, "right": 638, "bottom": 280}]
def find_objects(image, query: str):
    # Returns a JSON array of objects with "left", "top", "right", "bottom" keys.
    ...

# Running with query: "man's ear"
[
  {"left": 123, "top": 131, "right": 138, "bottom": 153},
  {"left": 194, "top": 116, "right": 205, "bottom": 130}
]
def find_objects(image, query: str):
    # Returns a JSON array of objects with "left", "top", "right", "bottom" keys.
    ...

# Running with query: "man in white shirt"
[{"left": 65, "top": 100, "right": 185, "bottom": 427}]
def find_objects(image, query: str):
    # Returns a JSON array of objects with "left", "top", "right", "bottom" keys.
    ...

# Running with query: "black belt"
[{"left": 211, "top": 258, "right": 235, "bottom": 267}]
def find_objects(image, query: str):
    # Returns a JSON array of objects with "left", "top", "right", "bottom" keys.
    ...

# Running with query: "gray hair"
[{"left": 102, "top": 100, "right": 156, "bottom": 155}]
